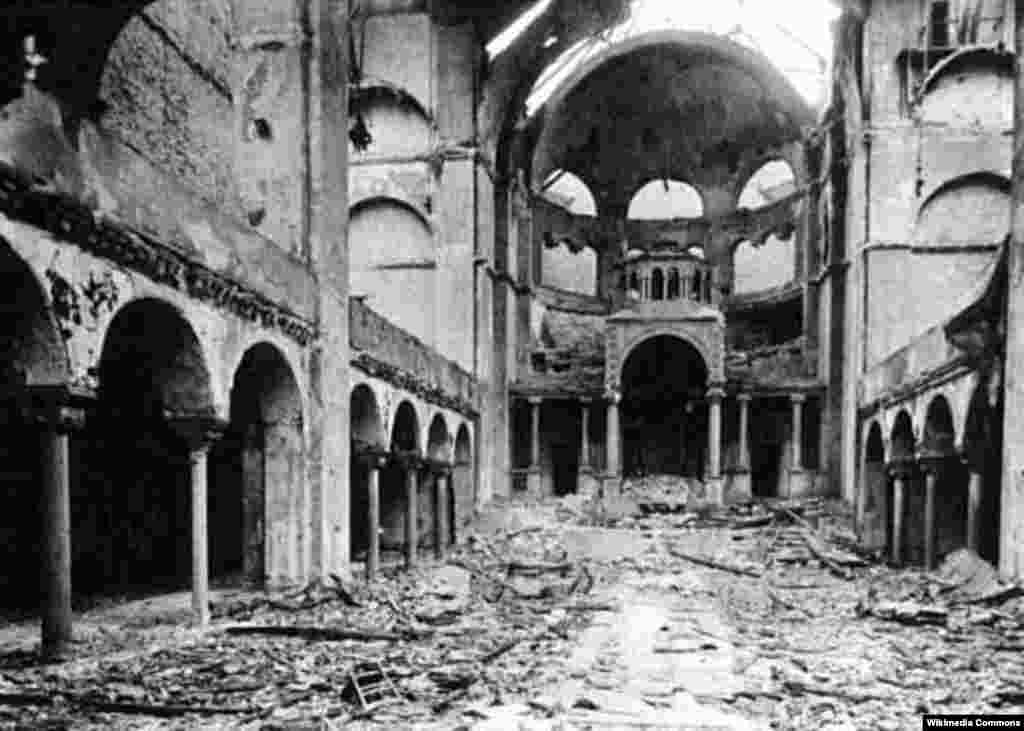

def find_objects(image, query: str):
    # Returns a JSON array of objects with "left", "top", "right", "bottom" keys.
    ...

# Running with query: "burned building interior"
[{"left": 2, "top": 0, "right": 1024, "bottom": 727}]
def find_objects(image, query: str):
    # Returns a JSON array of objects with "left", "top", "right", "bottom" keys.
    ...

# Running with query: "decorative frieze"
[
  {"left": 351, "top": 351, "right": 477, "bottom": 419},
  {"left": 0, "top": 161, "right": 317, "bottom": 347}
]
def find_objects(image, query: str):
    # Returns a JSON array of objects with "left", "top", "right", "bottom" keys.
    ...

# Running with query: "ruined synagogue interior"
[{"left": 2, "top": 0, "right": 1024, "bottom": 727}]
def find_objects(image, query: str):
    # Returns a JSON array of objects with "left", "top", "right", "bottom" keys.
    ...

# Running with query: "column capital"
[
  {"left": 355, "top": 448, "right": 390, "bottom": 469},
  {"left": 886, "top": 456, "right": 916, "bottom": 479},
  {"left": 8, "top": 384, "right": 95, "bottom": 433},
  {"left": 737, "top": 392, "right": 753, "bottom": 404},
  {"left": 917, "top": 450, "right": 954, "bottom": 476},
  {"left": 579, "top": 396, "right": 593, "bottom": 405},
  {"left": 790, "top": 392, "right": 807, "bottom": 404},
  {"left": 166, "top": 412, "right": 228, "bottom": 450},
  {"left": 706, "top": 385, "right": 725, "bottom": 401},
  {"left": 423, "top": 457, "right": 454, "bottom": 476},
  {"left": 393, "top": 450, "right": 423, "bottom": 469},
  {"left": 527, "top": 396, "right": 544, "bottom": 406},
  {"left": 605, "top": 389, "right": 622, "bottom": 405}
]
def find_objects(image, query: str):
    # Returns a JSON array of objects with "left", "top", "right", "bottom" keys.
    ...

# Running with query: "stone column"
[
  {"left": 965, "top": 456, "right": 983, "bottom": 554},
  {"left": 403, "top": 455, "right": 419, "bottom": 569},
  {"left": 579, "top": 398, "right": 592, "bottom": 473},
  {"left": 737, "top": 393, "right": 752, "bottom": 470},
  {"left": 606, "top": 391, "right": 622, "bottom": 477},
  {"left": 707, "top": 386, "right": 724, "bottom": 481},
  {"left": 920, "top": 457, "right": 941, "bottom": 571},
  {"left": 365, "top": 454, "right": 386, "bottom": 581},
  {"left": 168, "top": 415, "right": 227, "bottom": 628},
  {"left": 527, "top": 396, "right": 543, "bottom": 496},
  {"left": 888, "top": 460, "right": 912, "bottom": 566},
  {"left": 790, "top": 393, "right": 805, "bottom": 472},
  {"left": 24, "top": 386, "right": 91, "bottom": 658},
  {"left": 435, "top": 466, "right": 451, "bottom": 560}
]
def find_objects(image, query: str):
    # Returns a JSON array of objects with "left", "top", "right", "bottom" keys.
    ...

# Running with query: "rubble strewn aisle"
[{"left": 1, "top": 496, "right": 1023, "bottom": 729}]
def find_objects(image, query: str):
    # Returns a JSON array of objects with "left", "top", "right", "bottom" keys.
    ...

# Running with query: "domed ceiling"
[{"left": 531, "top": 32, "right": 814, "bottom": 208}]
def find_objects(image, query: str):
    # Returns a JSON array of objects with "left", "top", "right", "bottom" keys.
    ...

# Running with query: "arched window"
[
  {"left": 667, "top": 269, "right": 680, "bottom": 299},
  {"left": 738, "top": 160, "right": 797, "bottom": 211},
  {"left": 691, "top": 271, "right": 702, "bottom": 301},
  {"left": 540, "top": 169, "right": 598, "bottom": 216},
  {"left": 651, "top": 269, "right": 665, "bottom": 300},
  {"left": 628, "top": 180, "right": 703, "bottom": 220}
]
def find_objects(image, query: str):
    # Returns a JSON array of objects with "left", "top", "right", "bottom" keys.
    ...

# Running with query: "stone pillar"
[
  {"left": 403, "top": 455, "right": 419, "bottom": 568},
  {"left": 168, "top": 415, "right": 227, "bottom": 628},
  {"left": 579, "top": 397, "right": 592, "bottom": 473},
  {"left": 365, "top": 454, "right": 386, "bottom": 581},
  {"left": 606, "top": 391, "right": 622, "bottom": 477},
  {"left": 24, "top": 386, "right": 91, "bottom": 658},
  {"left": 435, "top": 466, "right": 451, "bottom": 560},
  {"left": 888, "top": 460, "right": 912, "bottom": 566},
  {"left": 790, "top": 393, "right": 805, "bottom": 472},
  {"left": 527, "top": 396, "right": 542, "bottom": 496},
  {"left": 707, "top": 386, "right": 724, "bottom": 481},
  {"left": 737, "top": 393, "right": 752, "bottom": 470},
  {"left": 965, "top": 458, "right": 983, "bottom": 554},
  {"left": 920, "top": 457, "right": 941, "bottom": 570}
]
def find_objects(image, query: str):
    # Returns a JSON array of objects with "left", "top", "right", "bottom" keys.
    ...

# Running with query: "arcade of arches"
[{"left": 6, "top": 0, "right": 1024, "bottom": 664}]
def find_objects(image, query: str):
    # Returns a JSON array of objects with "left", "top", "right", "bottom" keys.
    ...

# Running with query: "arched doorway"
[
  {"left": 922, "top": 395, "right": 965, "bottom": 563},
  {"left": 0, "top": 242, "right": 70, "bottom": 612},
  {"left": 889, "top": 410, "right": 917, "bottom": 564},
  {"left": 349, "top": 384, "right": 385, "bottom": 566},
  {"left": 861, "top": 422, "right": 887, "bottom": 550},
  {"left": 82, "top": 298, "right": 213, "bottom": 596},
  {"left": 425, "top": 414, "right": 451, "bottom": 550},
  {"left": 453, "top": 424, "right": 472, "bottom": 544},
  {"left": 383, "top": 402, "right": 420, "bottom": 559},
  {"left": 620, "top": 335, "right": 708, "bottom": 478},
  {"left": 211, "top": 343, "right": 304, "bottom": 589},
  {"left": 963, "top": 384, "right": 1000, "bottom": 563}
]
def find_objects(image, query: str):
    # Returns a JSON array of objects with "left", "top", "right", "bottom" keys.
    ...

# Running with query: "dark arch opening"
[
  {"left": 381, "top": 402, "right": 419, "bottom": 560},
  {"left": 349, "top": 384, "right": 385, "bottom": 565},
  {"left": 0, "top": 243, "right": 70, "bottom": 612},
  {"left": 453, "top": 424, "right": 472, "bottom": 544},
  {"left": 861, "top": 422, "right": 888, "bottom": 552},
  {"left": 210, "top": 343, "right": 303, "bottom": 589},
  {"left": 963, "top": 385, "right": 1001, "bottom": 563},
  {"left": 650, "top": 268, "right": 665, "bottom": 301},
  {"left": 621, "top": 336, "right": 708, "bottom": 479},
  {"left": 78, "top": 298, "right": 213, "bottom": 598},
  {"left": 667, "top": 269, "right": 681, "bottom": 299}
]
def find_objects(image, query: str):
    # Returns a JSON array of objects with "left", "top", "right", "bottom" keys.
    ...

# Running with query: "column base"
[
  {"left": 526, "top": 469, "right": 543, "bottom": 498},
  {"left": 577, "top": 468, "right": 600, "bottom": 500},
  {"left": 704, "top": 477, "right": 725, "bottom": 506},
  {"left": 787, "top": 469, "right": 813, "bottom": 499},
  {"left": 725, "top": 471, "right": 752, "bottom": 504}
]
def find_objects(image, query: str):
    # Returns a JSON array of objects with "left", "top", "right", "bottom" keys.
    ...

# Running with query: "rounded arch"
[
  {"left": 650, "top": 268, "right": 665, "bottom": 300},
  {"left": 427, "top": 413, "right": 452, "bottom": 462},
  {"left": 865, "top": 420, "right": 886, "bottom": 463},
  {"left": 922, "top": 394, "right": 956, "bottom": 457},
  {"left": 890, "top": 409, "right": 916, "bottom": 461},
  {"left": 915, "top": 172, "right": 1011, "bottom": 247},
  {"left": 619, "top": 330, "right": 714, "bottom": 387},
  {"left": 732, "top": 235, "right": 795, "bottom": 295},
  {"left": 349, "top": 197, "right": 438, "bottom": 345},
  {"left": 620, "top": 334, "right": 710, "bottom": 478},
  {"left": 218, "top": 341, "right": 305, "bottom": 586},
  {"left": 539, "top": 169, "right": 598, "bottom": 216},
  {"left": 391, "top": 400, "right": 421, "bottom": 455},
  {"left": 349, "top": 84, "right": 434, "bottom": 158},
  {"left": 667, "top": 268, "right": 681, "bottom": 299},
  {"left": 98, "top": 297, "right": 214, "bottom": 416},
  {"left": 737, "top": 159, "right": 797, "bottom": 210},
  {"left": 0, "top": 240, "right": 70, "bottom": 385},
  {"left": 532, "top": 29, "right": 814, "bottom": 188},
  {"left": 918, "top": 47, "right": 1014, "bottom": 127},
  {"left": 351, "top": 383, "right": 386, "bottom": 448},
  {"left": 627, "top": 179, "right": 704, "bottom": 220}
]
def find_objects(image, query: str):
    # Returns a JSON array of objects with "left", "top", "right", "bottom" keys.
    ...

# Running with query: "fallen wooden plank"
[
  {"left": 667, "top": 548, "right": 763, "bottom": 578},
  {"left": 225, "top": 625, "right": 415, "bottom": 642},
  {"left": 800, "top": 532, "right": 853, "bottom": 580}
]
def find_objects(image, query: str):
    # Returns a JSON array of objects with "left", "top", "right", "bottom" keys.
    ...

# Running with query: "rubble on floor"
[{"left": 1, "top": 496, "right": 1023, "bottom": 730}]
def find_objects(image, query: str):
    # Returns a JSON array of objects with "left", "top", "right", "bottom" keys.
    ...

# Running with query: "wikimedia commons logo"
[{"left": 923, "top": 717, "right": 1024, "bottom": 728}]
